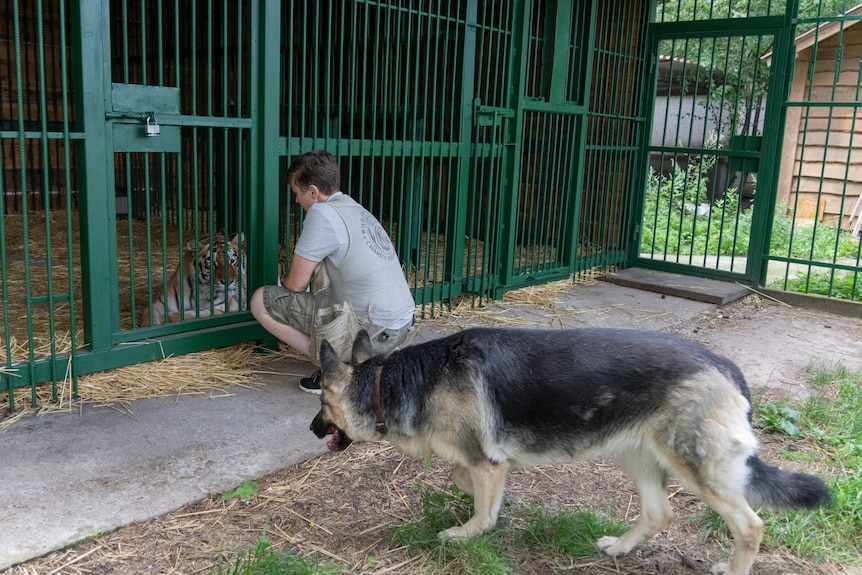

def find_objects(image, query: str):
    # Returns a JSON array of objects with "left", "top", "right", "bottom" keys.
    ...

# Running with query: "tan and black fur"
[{"left": 311, "top": 327, "right": 831, "bottom": 575}]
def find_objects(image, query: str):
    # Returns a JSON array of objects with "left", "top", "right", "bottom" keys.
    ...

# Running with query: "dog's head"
[{"left": 309, "top": 329, "right": 376, "bottom": 451}]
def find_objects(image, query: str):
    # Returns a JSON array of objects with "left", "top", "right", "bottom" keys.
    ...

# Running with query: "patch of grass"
[
  {"left": 757, "top": 363, "right": 862, "bottom": 565},
  {"left": 521, "top": 505, "right": 626, "bottom": 557},
  {"left": 213, "top": 537, "right": 344, "bottom": 575},
  {"left": 388, "top": 489, "right": 630, "bottom": 574},
  {"left": 803, "top": 363, "right": 862, "bottom": 456},
  {"left": 392, "top": 486, "right": 477, "bottom": 545},
  {"left": 688, "top": 509, "right": 728, "bottom": 545},
  {"left": 774, "top": 271, "right": 862, "bottom": 301},
  {"left": 391, "top": 486, "right": 511, "bottom": 575}
]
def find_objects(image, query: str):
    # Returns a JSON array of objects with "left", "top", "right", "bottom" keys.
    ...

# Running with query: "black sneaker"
[{"left": 298, "top": 369, "right": 322, "bottom": 395}]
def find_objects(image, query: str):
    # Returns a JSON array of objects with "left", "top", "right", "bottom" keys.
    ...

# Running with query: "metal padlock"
[{"left": 145, "top": 115, "right": 160, "bottom": 137}]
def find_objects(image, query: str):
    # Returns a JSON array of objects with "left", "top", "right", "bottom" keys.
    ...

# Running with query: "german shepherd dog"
[{"left": 310, "top": 328, "right": 831, "bottom": 575}]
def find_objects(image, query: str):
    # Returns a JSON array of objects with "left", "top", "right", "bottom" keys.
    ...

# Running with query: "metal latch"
[{"left": 474, "top": 100, "right": 515, "bottom": 127}]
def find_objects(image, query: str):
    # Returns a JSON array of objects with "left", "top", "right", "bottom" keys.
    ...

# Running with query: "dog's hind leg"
[
  {"left": 679, "top": 400, "right": 764, "bottom": 575},
  {"left": 597, "top": 452, "right": 673, "bottom": 557},
  {"left": 690, "top": 485, "right": 763, "bottom": 575},
  {"left": 439, "top": 461, "right": 508, "bottom": 539}
]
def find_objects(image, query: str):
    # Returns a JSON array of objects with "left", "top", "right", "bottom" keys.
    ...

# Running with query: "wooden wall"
[{"left": 777, "top": 21, "right": 862, "bottom": 228}]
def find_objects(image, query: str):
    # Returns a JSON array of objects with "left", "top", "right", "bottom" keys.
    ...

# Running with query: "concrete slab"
[
  {"left": 0, "top": 363, "right": 325, "bottom": 570},
  {"left": 601, "top": 267, "right": 751, "bottom": 305}
]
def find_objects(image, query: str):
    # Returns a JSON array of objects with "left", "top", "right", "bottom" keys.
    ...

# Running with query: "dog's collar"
[{"left": 373, "top": 365, "right": 388, "bottom": 434}]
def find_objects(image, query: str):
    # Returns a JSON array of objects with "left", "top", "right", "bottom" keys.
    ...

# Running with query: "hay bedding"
[
  {"left": 0, "top": 210, "right": 200, "bottom": 366},
  {"left": 0, "top": 343, "right": 267, "bottom": 429}
]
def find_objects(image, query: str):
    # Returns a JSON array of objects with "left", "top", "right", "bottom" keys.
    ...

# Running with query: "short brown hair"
[{"left": 286, "top": 150, "right": 341, "bottom": 194}]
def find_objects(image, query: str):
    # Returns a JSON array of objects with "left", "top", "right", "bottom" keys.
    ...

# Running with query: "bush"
[
  {"left": 641, "top": 163, "right": 860, "bottom": 263},
  {"left": 640, "top": 158, "right": 752, "bottom": 258}
]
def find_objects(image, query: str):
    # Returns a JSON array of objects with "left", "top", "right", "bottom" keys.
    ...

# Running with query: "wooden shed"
[{"left": 776, "top": 4, "right": 862, "bottom": 230}]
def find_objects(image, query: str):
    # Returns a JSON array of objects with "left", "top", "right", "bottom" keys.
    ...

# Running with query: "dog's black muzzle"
[{"left": 309, "top": 409, "right": 353, "bottom": 451}]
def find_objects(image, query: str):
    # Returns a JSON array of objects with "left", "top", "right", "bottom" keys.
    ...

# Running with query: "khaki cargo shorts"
[
  {"left": 261, "top": 285, "right": 414, "bottom": 357},
  {"left": 262, "top": 285, "right": 315, "bottom": 335}
]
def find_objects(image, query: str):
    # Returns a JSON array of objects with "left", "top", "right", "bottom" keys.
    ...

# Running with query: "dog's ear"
[
  {"left": 319, "top": 339, "right": 343, "bottom": 374},
  {"left": 352, "top": 329, "right": 374, "bottom": 364}
]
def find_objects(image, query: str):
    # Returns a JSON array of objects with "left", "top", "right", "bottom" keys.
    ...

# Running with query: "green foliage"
[
  {"left": 640, "top": 160, "right": 753, "bottom": 258},
  {"left": 766, "top": 201, "right": 860, "bottom": 301},
  {"left": 796, "top": 0, "right": 855, "bottom": 23},
  {"left": 757, "top": 364, "right": 862, "bottom": 564},
  {"left": 212, "top": 537, "right": 343, "bottom": 575},
  {"left": 768, "top": 209, "right": 862, "bottom": 261},
  {"left": 222, "top": 480, "right": 259, "bottom": 503},
  {"left": 774, "top": 271, "right": 862, "bottom": 302},
  {"left": 521, "top": 506, "right": 626, "bottom": 557},
  {"left": 754, "top": 401, "right": 802, "bottom": 438},
  {"left": 392, "top": 487, "right": 510, "bottom": 575},
  {"left": 656, "top": 0, "right": 852, "bottom": 135},
  {"left": 642, "top": 163, "right": 861, "bottom": 304}
]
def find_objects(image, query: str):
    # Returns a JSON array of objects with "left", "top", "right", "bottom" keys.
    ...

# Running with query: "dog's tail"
[{"left": 746, "top": 456, "right": 832, "bottom": 510}]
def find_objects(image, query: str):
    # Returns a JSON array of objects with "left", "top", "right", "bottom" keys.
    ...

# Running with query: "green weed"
[
  {"left": 757, "top": 364, "right": 862, "bottom": 564},
  {"left": 212, "top": 537, "right": 343, "bottom": 575},
  {"left": 222, "top": 480, "right": 259, "bottom": 502},
  {"left": 753, "top": 401, "right": 802, "bottom": 438}
]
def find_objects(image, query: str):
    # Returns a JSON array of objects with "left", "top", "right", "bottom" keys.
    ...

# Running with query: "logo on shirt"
[{"left": 360, "top": 213, "right": 396, "bottom": 261}]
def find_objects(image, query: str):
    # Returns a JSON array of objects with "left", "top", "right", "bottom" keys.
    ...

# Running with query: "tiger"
[
  {"left": 139, "top": 233, "right": 242, "bottom": 327},
  {"left": 277, "top": 243, "right": 288, "bottom": 287}
]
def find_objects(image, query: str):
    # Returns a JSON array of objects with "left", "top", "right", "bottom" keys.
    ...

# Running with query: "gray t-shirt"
[{"left": 294, "top": 193, "right": 414, "bottom": 329}]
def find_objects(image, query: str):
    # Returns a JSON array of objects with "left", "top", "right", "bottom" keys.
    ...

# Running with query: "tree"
[{"left": 656, "top": 0, "right": 854, "bottom": 141}]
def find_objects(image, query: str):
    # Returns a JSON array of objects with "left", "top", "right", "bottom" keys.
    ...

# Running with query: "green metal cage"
[{"left": 2, "top": 0, "right": 860, "bottom": 410}]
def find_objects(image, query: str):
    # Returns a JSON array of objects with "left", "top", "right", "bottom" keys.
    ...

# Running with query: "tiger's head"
[{"left": 187, "top": 233, "right": 241, "bottom": 303}]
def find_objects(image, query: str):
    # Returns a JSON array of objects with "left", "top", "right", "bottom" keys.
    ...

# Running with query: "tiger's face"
[{"left": 189, "top": 234, "right": 240, "bottom": 302}]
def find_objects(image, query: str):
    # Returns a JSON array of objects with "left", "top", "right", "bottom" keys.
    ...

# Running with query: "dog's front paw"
[
  {"left": 596, "top": 535, "right": 632, "bottom": 557},
  {"left": 708, "top": 562, "right": 730, "bottom": 575},
  {"left": 438, "top": 517, "right": 490, "bottom": 540},
  {"left": 438, "top": 525, "right": 470, "bottom": 539}
]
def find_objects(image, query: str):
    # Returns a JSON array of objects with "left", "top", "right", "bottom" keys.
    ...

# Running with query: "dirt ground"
[{"left": 7, "top": 295, "right": 862, "bottom": 575}]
